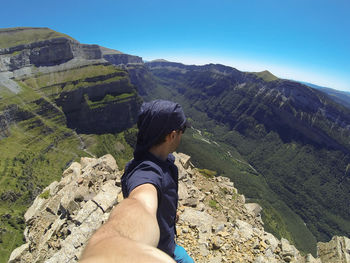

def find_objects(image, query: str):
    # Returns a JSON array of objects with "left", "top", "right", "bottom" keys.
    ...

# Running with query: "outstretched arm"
[{"left": 79, "top": 184, "right": 175, "bottom": 263}]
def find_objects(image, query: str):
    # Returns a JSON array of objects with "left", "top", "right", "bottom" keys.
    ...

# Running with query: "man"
[{"left": 80, "top": 100, "right": 194, "bottom": 263}]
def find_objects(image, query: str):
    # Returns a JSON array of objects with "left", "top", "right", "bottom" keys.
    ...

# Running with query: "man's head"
[{"left": 134, "top": 100, "right": 190, "bottom": 159}]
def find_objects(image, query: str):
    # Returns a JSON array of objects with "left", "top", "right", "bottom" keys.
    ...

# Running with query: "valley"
[{"left": 1, "top": 27, "right": 350, "bottom": 262}]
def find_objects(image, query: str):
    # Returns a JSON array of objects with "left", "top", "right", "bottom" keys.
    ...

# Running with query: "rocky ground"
[{"left": 8, "top": 153, "right": 350, "bottom": 263}]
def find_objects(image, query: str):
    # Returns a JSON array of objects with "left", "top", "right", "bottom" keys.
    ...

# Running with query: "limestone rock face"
[
  {"left": 0, "top": 27, "right": 142, "bottom": 73},
  {"left": 0, "top": 38, "right": 74, "bottom": 71},
  {"left": 8, "top": 154, "right": 121, "bottom": 263},
  {"left": 103, "top": 53, "right": 143, "bottom": 65},
  {"left": 8, "top": 153, "right": 350, "bottom": 263},
  {"left": 317, "top": 236, "right": 350, "bottom": 263}
]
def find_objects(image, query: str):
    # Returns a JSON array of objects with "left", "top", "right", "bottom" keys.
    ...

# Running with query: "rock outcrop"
[
  {"left": 8, "top": 154, "right": 121, "bottom": 263},
  {"left": 0, "top": 27, "right": 141, "bottom": 73},
  {"left": 0, "top": 27, "right": 143, "bottom": 134},
  {"left": 8, "top": 153, "right": 350, "bottom": 263},
  {"left": 103, "top": 54, "right": 143, "bottom": 66}
]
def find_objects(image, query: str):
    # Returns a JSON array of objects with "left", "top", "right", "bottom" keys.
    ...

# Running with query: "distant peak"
[
  {"left": 149, "top": 59, "right": 170, "bottom": 63},
  {"left": 251, "top": 70, "right": 278, "bottom": 82}
]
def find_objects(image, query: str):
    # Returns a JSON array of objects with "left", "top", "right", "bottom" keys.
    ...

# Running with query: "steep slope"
[
  {"left": 0, "top": 27, "right": 142, "bottom": 262},
  {"left": 125, "top": 61, "right": 350, "bottom": 254}
]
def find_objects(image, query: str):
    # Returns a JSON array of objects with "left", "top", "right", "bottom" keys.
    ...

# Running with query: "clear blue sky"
[{"left": 1, "top": 0, "right": 350, "bottom": 91}]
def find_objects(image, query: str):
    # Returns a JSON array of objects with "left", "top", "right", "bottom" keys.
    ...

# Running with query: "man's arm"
[{"left": 79, "top": 184, "right": 175, "bottom": 263}]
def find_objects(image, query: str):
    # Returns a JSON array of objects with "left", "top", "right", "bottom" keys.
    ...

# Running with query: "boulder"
[
  {"left": 317, "top": 236, "right": 350, "bottom": 263},
  {"left": 62, "top": 162, "right": 81, "bottom": 178},
  {"left": 99, "top": 154, "right": 119, "bottom": 172},
  {"left": 235, "top": 219, "right": 254, "bottom": 240},
  {"left": 8, "top": 243, "right": 29, "bottom": 263},
  {"left": 245, "top": 203, "right": 263, "bottom": 218}
]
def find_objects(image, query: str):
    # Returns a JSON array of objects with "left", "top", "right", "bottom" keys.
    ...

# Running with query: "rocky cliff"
[
  {"left": 8, "top": 153, "right": 350, "bottom": 263},
  {"left": 0, "top": 27, "right": 143, "bottom": 134},
  {"left": 0, "top": 27, "right": 143, "bottom": 261},
  {"left": 0, "top": 27, "right": 142, "bottom": 72}
]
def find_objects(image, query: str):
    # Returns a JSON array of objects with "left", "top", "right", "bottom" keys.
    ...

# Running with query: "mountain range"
[
  {"left": 0, "top": 27, "right": 349, "bottom": 262},
  {"left": 298, "top": 81, "right": 350, "bottom": 110}
]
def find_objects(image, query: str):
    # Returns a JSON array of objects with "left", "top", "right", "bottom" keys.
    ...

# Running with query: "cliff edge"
[{"left": 8, "top": 153, "right": 350, "bottom": 263}]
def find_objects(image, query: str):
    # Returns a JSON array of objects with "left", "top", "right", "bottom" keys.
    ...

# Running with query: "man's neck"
[{"left": 149, "top": 145, "right": 170, "bottom": 162}]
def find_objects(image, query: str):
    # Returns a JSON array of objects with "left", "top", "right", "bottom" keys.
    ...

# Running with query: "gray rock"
[
  {"left": 245, "top": 203, "right": 263, "bottom": 218},
  {"left": 180, "top": 208, "right": 213, "bottom": 234},
  {"left": 235, "top": 219, "right": 254, "bottom": 240},
  {"left": 92, "top": 181, "right": 121, "bottom": 212},
  {"left": 208, "top": 255, "right": 222, "bottom": 263},
  {"left": 99, "top": 154, "right": 119, "bottom": 172},
  {"left": 199, "top": 243, "right": 209, "bottom": 256},
  {"left": 8, "top": 243, "right": 29, "bottom": 263},
  {"left": 281, "top": 238, "right": 300, "bottom": 261},
  {"left": 80, "top": 157, "right": 99, "bottom": 171},
  {"left": 212, "top": 223, "right": 225, "bottom": 233},
  {"left": 176, "top": 152, "right": 192, "bottom": 169},
  {"left": 103, "top": 53, "right": 142, "bottom": 65},
  {"left": 263, "top": 232, "right": 280, "bottom": 252},
  {"left": 183, "top": 197, "right": 198, "bottom": 208},
  {"left": 178, "top": 181, "right": 189, "bottom": 201},
  {"left": 62, "top": 162, "right": 81, "bottom": 178},
  {"left": 305, "top": 253, "right": 322, "bottom": 263},
  {"left": 24, "top": 194, "right": 49, "bottom": 223},
  {"left": 197, "top": 203, "right": 206, "bottom": 212},
  {"left": 317, "top": 236, "right": 350, "bottom": 263},
  {"left": 74, "top": 200, "right": 99, "bottom": 223}
]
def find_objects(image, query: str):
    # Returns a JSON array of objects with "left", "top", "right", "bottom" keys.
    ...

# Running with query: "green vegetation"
[
  {"left": 85, "top": 92, "right": 136, "bottom": 109},
  {"left": 197, "top": 168, "right": 217, "bottom": 178},
  {"left": 251, "top": 70, "right": 279, "bottom": 82},
  {"left": 0, "top": 206, "right": 25, "bottom": 263},
  {"left": 0, "top": 27, "right": 74, "bottom": 48},
  {"left": 0, "top": 114, "right": 84, "bottom": 262},
  {"left": 81, "top": 128, "right": 135, "bottom": 169},
  {"left": 39, "top": 190, "right": 50, "bottom": 199},
  {"left": 21, "top": 64, "right": 127, "bottom": 98},
  {"left": 9, "top": 51, "right": 21, "bottom": 56},
  {"left": 209, "top": 199, "right": 218, "bottom": 209}
]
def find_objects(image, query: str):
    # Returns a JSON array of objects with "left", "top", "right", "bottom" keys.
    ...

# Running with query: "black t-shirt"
[{"left": 121, "top": 152, "right": 179, "bottom": 257}]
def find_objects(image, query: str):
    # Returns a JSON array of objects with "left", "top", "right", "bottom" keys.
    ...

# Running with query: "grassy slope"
[
  {"left": 0, "top": 27, "right": 74, "bottom": 48},
  {"left": 251, "top": 70, "right": 279, "bottom": 82},
  {"left": 0, "top": 97, "right": 84, "bottom": 262},
  {"left": 0, "top": 63, "right": 137, "bottom": 262}
]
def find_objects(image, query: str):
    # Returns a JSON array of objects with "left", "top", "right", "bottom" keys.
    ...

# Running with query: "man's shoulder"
[
  {"left": 125, "top": 158, "right": 163, "bottom": 177},
  {"left": 122, "top": 158, "right": 164, "bottom": 198}
]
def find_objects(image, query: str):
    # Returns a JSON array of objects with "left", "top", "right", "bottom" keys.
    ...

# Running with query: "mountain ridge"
[
  {"left": 1, "top": 27, "right": 350, "bottom": 261},
  {"left": 126, "top": 60, "right": 350, "bottom": 253},
  {"left": 298, "top": 81, "right": 350, "bottom": 110},
  {"left": 8, "top": 153, "right": 350, "bottom": 263}
]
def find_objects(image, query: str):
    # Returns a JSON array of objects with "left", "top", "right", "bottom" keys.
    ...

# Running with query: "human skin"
[{"left": 80, "top": 184, "right": 175, "bottom": 263}]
